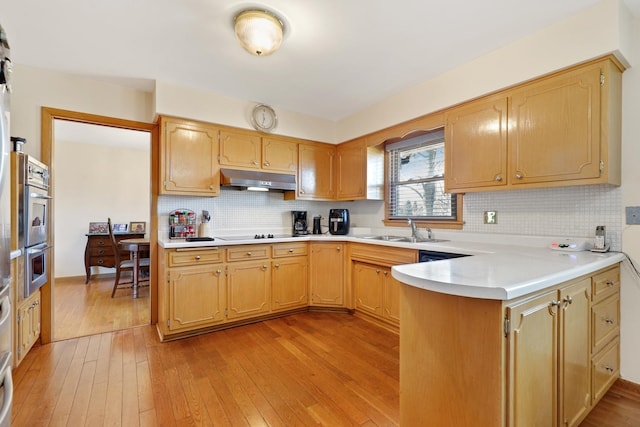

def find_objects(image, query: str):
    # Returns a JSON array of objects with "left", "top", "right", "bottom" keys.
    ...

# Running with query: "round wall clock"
[{"left": 251, "top": 104, "right": 278, "bottom": 133}]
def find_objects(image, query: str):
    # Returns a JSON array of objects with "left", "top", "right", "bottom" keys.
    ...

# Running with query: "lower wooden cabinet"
[
  {"left": 309, "top": 243, "right": 345, "bottom": 307},
  {"left": 167, "top": 264, "right": 226, "bottom": 332},
  {"left": 350, "top": 244, "right": 417, "bottom": 328},
  {"left": 17, "top": 289, "right": 40, "bottom": 364},
  {"left": 226, "top": 261, "right": 270, "bottom": 320},
  {"left": 400, "top": 263, "right": 621, "bottom": 427},
  {"left": 271, "top": 256, "right": 308, "bottom": 312}
]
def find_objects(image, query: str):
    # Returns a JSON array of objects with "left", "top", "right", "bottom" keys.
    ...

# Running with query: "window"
[{"left": 386, "top": 128, "right": 461, "bottom": 224}]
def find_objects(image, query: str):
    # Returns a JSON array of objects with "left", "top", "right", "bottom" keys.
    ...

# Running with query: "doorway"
[{"left": 40, "top": 108, "right": 158, "bottom": 344}]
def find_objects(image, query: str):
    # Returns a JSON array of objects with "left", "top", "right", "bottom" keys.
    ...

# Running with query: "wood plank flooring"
[
  {"left": 12, "top": 312, "right": 401, "bottom": 426},
  {"left": 54, "top": 275, "right": 150, "bottom": 341},
  {"left": 16, "top": 286, "right": 640, "bottom": 426}
]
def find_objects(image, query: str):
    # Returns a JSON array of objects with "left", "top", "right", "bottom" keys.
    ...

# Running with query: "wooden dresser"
[{"left": 84, "top": 232, "right": 144, "bottom": 283}]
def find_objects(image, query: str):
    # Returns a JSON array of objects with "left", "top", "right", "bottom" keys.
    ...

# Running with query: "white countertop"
[
  {"left": 392, "top": 247, "right": 625, "bottom": 301},
  {"left": 158, "top": 233, "right": 626, "bottom": 301}
]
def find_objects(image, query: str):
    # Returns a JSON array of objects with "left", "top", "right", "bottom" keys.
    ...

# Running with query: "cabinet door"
[
  {"left": 382, "top": 268, "right": 401, "bottom": 325},
  {"left": 509, "top": 63, "right": 602, "bottom": 185},
  {"left": 17, "top": 290, "right": 40, "bottom": 363},
  {"left": 271, "top": 257, "right": 308, "bottom": 311},
  {"left": 559, "top": 278, "right": 591, "bottom": 427},
  {"left": 227, "top": 261, "right": 270, "bottom": 320},
  {"left": 445, "top": 95, "right": 508, "bottom": 192},
  {"left": 336, "top": 138, "right": 366, "bottom": 200},
  {"left": 298, "top": 143, "right": 336, "bottom": 200},
  {"left": 353, "top": 262, "right": 383, "bottom": 316},
  {"left": 219, "top": 129, "right": 262, "bottom": 169},
  {"left": 168, "top": 265, "right": 226, "bottom": 332},
  {"left": 262, "top": 137, "right": 298, "bottom": 173},
  {"left": 160, "top": 117, "right": 220, "bottom": 196},
  {"left": 309, "top": 243, "right": 345, "bottom": 307},
  {"left": 507, "top": 289, "right": 559, "bottom": 427}
]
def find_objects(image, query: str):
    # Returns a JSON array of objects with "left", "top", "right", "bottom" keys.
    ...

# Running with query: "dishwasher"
[{"left": 418, "top": 250, "right": 470, "bottom": 262}]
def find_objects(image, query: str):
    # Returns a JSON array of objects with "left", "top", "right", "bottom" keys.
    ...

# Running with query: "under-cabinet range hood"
[{"left": 220, "top": 168, "right": 296, "bottom": 191}]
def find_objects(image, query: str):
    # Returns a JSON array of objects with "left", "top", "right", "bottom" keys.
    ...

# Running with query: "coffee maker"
[
  {"left": 328, "top": 209, "right": 350, "bottom": 235},
  {"left": 292, "top": 211, "right": 308, "bottom": 236}
]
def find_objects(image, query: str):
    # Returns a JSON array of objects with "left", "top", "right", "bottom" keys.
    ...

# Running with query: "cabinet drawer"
[
  {"left": 89, "top": 256, "right": 116, "bottom": 268},
  {"left": 272, "top": 242, "right": 308, "bottom": 258},
  {"left": 592, "top": 293, "right": 620, "bottom": 354},
  {"left": 592, "top": 337, "right": 619, "bottom": 404},
  {"left": 592, "top": 266, "right": 620, "bottom": 302},
  {"left": 169, "top": 248, "right": 224, "bottom": 267},
  {"left": 227, "top": 245, "right": 270, "bottom": 262},
  {"left": 89, "top": 247, "right": 114, "bottom": 257},
  {"left": 89, "top": 237, "right": 111, "bottom": 248}
]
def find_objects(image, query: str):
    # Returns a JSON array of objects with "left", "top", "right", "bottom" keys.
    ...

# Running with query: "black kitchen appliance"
[
  {"left": 312, "top": 216, "right": 322, "bottom": 234},
  {"left": 328, "top": 209, "right": 349, "bottom": 235},
  {"left": 292, "top": 210, "right": 308, "bottom": 236}
]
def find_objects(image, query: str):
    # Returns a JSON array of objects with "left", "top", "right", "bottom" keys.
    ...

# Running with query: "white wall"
[
  {"left": 620, "top": 14, "right": 640, "bottom": 384},
  {"left": 54, "top": 138, "right": 150, "bottom": 277},
  {"left": 11, "top": 65, "right": 154, "bottom": 159},
  {"left": 337, "top": 0, "right": 631, "bottom": 141}
]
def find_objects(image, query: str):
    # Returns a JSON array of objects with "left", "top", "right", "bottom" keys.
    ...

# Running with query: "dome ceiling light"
[{"left": 234, "top": 9, "right": 285, "bottom": 56}]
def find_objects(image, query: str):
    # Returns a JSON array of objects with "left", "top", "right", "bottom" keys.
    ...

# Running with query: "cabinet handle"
[
  {"left": 375, "top": 269, "right": 380, "bottom": 274},
  {"left": 288, "top": 249, "right": 294, "bottom": 253},
  {"left": 336, "top": 247, "right": 341, "bottom": 251},
  {"left": 515, "top": 172, "right": 523, "bottom": 179},
  {"left": 275, "top": 263, "right": 280, "bottom": 269},
  {"left": 247, "top": 252, "right": 252, "bottom": 256},
  {"left": 263, "top": 264, "right": 268, "bottom": 270},
  {"left": 216, "top": 269, "right": 222, "bottom": 274},
  {"left": 604, "top": 364, "right": 615, "bottom": 372},
  {"left": 606, "top": 280, "right": 615, "bottom": 287},
  {"left": 563, "top": 296, "right": 573, "bottom": 305},
  {"left": 550, "top": 300, "right": 562, "bottom": 308},
  {"left": 264, "top": 161, "right": 270, "bottom": 167},
  {"left": 209, "top": 185, "right": 214, "bottom": 190},
  {"left": 252, "top": 160, "right": 259, "bottom": 166},
  {"left": 97, "top": 241, "right": 105, "bottom": 246},
  {"left": 97, "top": 259, "right": 104, "bottom": 265},
  {"left": 195, "top": 255, "right": 201, "bottom": 260},
  {"left": 495, "top": 175, "right": 503, "bottom": 182},
  {"left": 604, "top": 317, "right": 615, "bottom": 325},
  {"left": 383, "top": 271, "right": 388, "bottom": 276}
]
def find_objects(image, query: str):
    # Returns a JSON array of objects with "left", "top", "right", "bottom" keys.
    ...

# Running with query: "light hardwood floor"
[
  {"left": 15, "top": 285, "right": 640, "bottom": 426},
  {"left": 54, "top": 274, "right": 150, "bottom": 341},
  {"left": 12, "top": 312, "right": 400, "bottom": 426}
]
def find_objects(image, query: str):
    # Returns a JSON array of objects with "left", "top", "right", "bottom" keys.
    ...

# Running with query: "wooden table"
[{"left": 119, "top": 238, "right": 150, "bottom": 298}]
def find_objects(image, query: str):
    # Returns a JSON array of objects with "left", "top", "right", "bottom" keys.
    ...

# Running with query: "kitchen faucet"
[{"left": 407, "top": 218, "right": 433, "bottom": 241}]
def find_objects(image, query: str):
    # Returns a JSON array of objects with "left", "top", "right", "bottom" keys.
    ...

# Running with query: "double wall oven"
[{"left": 17, "top": 154, "right": 51, "bottom": 297}]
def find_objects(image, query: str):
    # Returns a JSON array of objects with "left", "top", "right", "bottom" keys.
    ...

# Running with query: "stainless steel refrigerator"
[{"left": 0, "top": 23, "right": 13, "bottom": 427}]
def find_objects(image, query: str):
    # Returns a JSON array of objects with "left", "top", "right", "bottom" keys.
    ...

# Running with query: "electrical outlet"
[
  {"left": 626, "top": 206, "right": 640, "bottom": 224},
  {"left": 484, "top": 211, "right": 497, "bottom": 224}
]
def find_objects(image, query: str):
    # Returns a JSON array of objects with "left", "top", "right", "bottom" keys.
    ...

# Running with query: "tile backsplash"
[{"left": 158, "top": 184, "right": 621, "bottom": 249}]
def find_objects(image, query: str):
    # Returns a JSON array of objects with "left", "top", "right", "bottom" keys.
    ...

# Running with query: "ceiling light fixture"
[{"left": 234, "top": 9, "right": 284, "bottom": 56}]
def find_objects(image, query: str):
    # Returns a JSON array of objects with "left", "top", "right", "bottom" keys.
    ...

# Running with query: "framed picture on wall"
[
  {"left": 130, "top": 221, "right": 146, "bottom": 233},
  {"left": 113, "top": 223, "right": 128, "bottom": 232},
  {"left": 88, "top": 222, "right": 109, "bottom": 234}
]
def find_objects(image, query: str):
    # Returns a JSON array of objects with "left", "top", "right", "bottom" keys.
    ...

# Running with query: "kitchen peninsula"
[{"left": 392, "top": 247, "right": 625, "bottom": 426}]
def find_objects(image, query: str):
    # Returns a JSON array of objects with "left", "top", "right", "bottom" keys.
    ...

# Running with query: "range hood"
[{"left": 220, "top": 168, "right": 296, "bottom": 191}]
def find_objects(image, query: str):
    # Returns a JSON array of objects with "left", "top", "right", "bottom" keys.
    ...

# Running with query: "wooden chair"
[{"left": 107, "top": 218, "right": 150, "bottom": 297}]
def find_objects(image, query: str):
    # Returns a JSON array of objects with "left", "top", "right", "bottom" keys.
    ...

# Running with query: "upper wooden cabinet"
[
  {"left": 445, "top": 57, "right": 623, "bottom": 193},
  {"left": 219, "top": 129, "right": 298, "bottom": 173},
  {"left": 445, "top": 95, "right": 508, "bottom": 191},
  {"left": 159, "top": 116, "right": 220, "bottom": 196},
  {"left": 336, "top": 138, "right": 384, "bottom": 201},
  {"left": 293, "top": 142, "right": 336, "bottom": 200}
]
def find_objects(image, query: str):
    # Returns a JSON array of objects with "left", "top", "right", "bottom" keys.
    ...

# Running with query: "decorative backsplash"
[{"left": 158, "top": 184, "right": 622, "bottom": 249}]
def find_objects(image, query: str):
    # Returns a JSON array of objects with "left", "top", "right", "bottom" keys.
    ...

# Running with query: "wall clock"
[{"left": 251, "top": 104, "right": 278, "bottom": 133}]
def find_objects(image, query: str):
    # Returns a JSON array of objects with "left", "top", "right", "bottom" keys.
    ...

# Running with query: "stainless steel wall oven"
[{"left": 18, "top": 154, "right": 51, "bottom": 297}]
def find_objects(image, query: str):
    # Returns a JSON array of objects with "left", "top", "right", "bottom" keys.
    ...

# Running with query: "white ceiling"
[{"left": 3, "top": 0, "right": 640, "bottom": 122}]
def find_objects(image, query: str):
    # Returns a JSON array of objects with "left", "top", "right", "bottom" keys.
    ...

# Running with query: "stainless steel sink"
[{"left": 358, "top": 235, "right": 449, "bottom": 243}]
